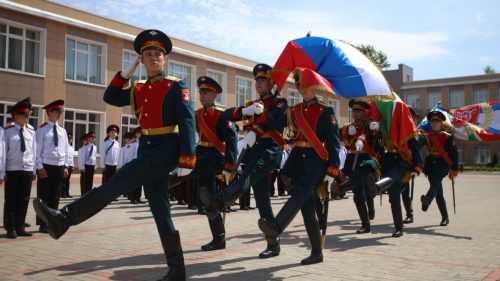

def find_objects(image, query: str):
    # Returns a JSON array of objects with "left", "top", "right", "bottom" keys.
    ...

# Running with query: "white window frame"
[
  {"left": 167, "top": 60, "right": 196, "bottom": 101},
  {"left": 0, "top": 19, "right": 46, "bottom": 76},
  {"left": 474, "top": 145, "right": 490, "bottom": 165},
  {"left": 427, "top": 91, "right": 441, "bottom": 109},
  {"left": 327, "top": 98, "right": 340, "bottom": 118},
  {"left": 121, "top": 114, "right": 139, "bottom": 138},
  {"left": 235, "top": 76, "right": 254, "bottom": 106},
  {"left": 206, "top": 68, "right": 227, "bottom": 106},
  {"left": 0, "top": 100, "right": 42, "bottom": 128},
  {"left": 405, "top": 94, "right": 420, "bottom": 110},
  {"left": 286, "top": 89, "right": 300, "bottom": 106},
  {"left": 449, "top": 89, "right": 465, "bottom": 108},
  {"left": 472, "top": 86, "right": 489, "bottom": 104},
  {"left": 63, "top": 108, "right": 105, "bottom": 153},
  {"left": 65, "top": 35, "right": 107, "bottom": 86},
  {"left": 122, "top": 49, "right": 147, "bottom": 86}
]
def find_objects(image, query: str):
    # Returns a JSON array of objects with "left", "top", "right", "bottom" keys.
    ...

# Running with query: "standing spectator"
[
  {"left": 35, "top": 99, "right": 71, "bottom": 233},
  {"left": 77, "top": 134, "right": 88, "bottom": 196},
  {"left": 101, "top": 125, "right": 120, "bottom": 184},
  {"left": 78, "top": 132, "right": 96, "bottom": 195},
  {"left": 61, "top": 132, "right": 74, "bottom": 198},
  {"left": 3, "top": 98, "right": 36, "bottom": 238}
]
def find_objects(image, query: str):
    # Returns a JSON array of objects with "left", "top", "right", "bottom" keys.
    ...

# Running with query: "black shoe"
[
  {"left": 240, "top": 206, "right": 250, "bottom": 210},
  {"left": 300, "top": 250, "right": 323, "bottom": 265},
  {"left": 130, "top": 200, "right": 138, "bottom": 204},
  {"left": 16, "top": 228, "right": 33, "bottom": 237},
  {"left": 178, "top": 200, "right": 187, "bottom": 205},
  {"left": 421, "top": 195, "right": 429, "bottom": 212},
  {"left": 403, "top": 216, "right": 414, "bottom": 224},
  {"left": 188, "top": 205, "right": 197, "bottom": 210},
  {"left": 356, "top": 225, "right": 371, "bottom": 234},
  {"left": 440, "top": 218, "right": 449, "bottom": 226},
  {"left": 392, "top": 228, "right": 403, "bottom": 237},
  {"left": 201, "top": 239, "right": 226, "bottom": 251},
  {"left": 136, "top": 199, "right": 145, "bottom": 204},
  {"left": 33, "top": 199, "right": 70, "bottom": 239},
  {"left": 61, "top": 195, "right": 67, "bottom": 198},
  {"left": 24, "top": 222, "right": 31, "bottom": 227},
  {"left": 197, "top": 209, "right": 206, "bottom": 215},
  {"left": 66, "top": 194, "right": 73, "bottom": 198},
  {"left": 258, "top": 238, "right": 280, "bottom": 259},
  {"left": 248, "top": 206, "right": 255, "bottom": 210},
  {"left": 6, "top": 230, "right": 17, "bottom": 239},
  {"left": 39, "top": 225, "right": 48, "bottom": 233}
]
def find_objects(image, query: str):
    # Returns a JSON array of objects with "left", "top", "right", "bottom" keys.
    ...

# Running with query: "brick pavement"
[{"left": 0, "top": 173, "right": 499, "bottom": 281}]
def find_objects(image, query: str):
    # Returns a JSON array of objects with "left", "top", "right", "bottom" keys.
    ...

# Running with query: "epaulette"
[
  {"left": 135, "top": 79, "right": 147, "bottom": 85},
  {"left": 4, "top": 124, "right": 15, "bottom": 129},
  {"left": 165, "top": 76, "right": 181, "bottom": 82},
  {"left": 39, "top": 122, "right": 48, "bottom": 128},
  {"left": 214, "top": 105, "right": 225, "bottom": 112},
  {"left": 317, "top": 100, "right": 328, "bottom": 107},
  {"left": 442, "top": 131, "right": 452, "bottom": 137}
]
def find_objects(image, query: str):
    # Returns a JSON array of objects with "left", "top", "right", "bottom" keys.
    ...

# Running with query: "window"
[
  {"left": 472, "top": 86, "right": 489, "bottom": 104},
  {"left": 449, "top": 89, "right": 465, "bottom": 108},
  {"left": 474, "top": 145, "right": 490, "bottom": 164},
  {"left": 168, "top": 60, "right": 195, "bottom": 100},
  {"left": 327, "top": 98, "right": 340, "bottom": 119},
  {"left": 206, "top": 69, "right": 227, "bottom": 106},
  {"left": 0, "top": 101, "right": 42, "bottom": 128},
  {"left": 0, "top": 21, "right": 45, "bottom": 75},
  {"left": 287, "top": 89, "right": 300, "bottom": 106},
  {"left": 65, "top": 36, "right": 106, "bottom": 85},
  {"left": 498, "top": 86, "right": 500, "bottom": 101},
  {"left": 405, "top": 94, "right": 420, "bottom": 109},
  {"left": 64, "top": 109, "right": 103, "bottom": 150},
  {"left": 122, "top": 50, "right": 146, "bottom": 86},
  {"left": 235, "top": 76, "right": 254, "bottom": 106},
  {"left": 121, "top": 114, "right": 139, "bottom": 137},
  {"left": 427, "top": 91, "right": 441, "bottom": 109}
]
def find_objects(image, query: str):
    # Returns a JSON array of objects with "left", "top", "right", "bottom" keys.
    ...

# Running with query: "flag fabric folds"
[
  {"left": 418, "top": 101, "right": 500, "bottom": 142},
  {"left": 271, "top": 36, "right": 393, "bottom": 100}
]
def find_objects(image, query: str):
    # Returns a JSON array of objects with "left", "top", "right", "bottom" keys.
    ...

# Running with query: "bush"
[{"left": 462, "top": 165, "right": 500, "bottom": 172}]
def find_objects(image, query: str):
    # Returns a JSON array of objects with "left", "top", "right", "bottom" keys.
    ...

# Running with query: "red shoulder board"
[
  {"left": 181, "top": 89, "right": 190, "bottom": 103},
  {"left": 39, "top": 122, "right": 48, "bottom": 128},
  {"left": 4, "top": 124, "right": 15, "bottom": 129}
]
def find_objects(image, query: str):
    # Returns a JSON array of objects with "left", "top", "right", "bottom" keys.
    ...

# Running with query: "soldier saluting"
[
  {"left": 33, "top": 29, "right": 196, "bottom": 281},
  {"left": 418, "top": 110, "right": 458, "bottom": 226}
]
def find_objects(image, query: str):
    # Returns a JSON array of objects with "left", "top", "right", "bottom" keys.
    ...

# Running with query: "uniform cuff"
[
  {"left": 327, "top": 166, "right": 340, "bottom": 177},
  {"left": 223, "top": 162, "right": 234, "bottom": 172},
  {"left": 178, "top": 155, "right": 196, "bottom": 169},
  {"left": 111, "top": 72, "right": 129, "bottom": 88}
]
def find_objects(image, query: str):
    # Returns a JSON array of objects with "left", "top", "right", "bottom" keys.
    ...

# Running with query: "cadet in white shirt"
[
  {"left": 77, "top": 135, "right": 88, "bottom": 195},
  {"left": 35, "top": 99, "right": 70, "bottom": 233},
  {"left": 101, "top": 125, "right": 120, "bottom": 185},
  {"left": 3, "top": 98, "right": 36, "bottom": 238},
  {"left": 78, "top": 132, "right": 96, "bottom": 195}
]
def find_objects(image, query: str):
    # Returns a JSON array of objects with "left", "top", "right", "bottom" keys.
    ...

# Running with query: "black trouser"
[
  {"left": 37, "top": 164, "right": 65, "bottom": 226},
  {"left": 4, "top": 171, "right": 33, "bottom": 231},
  {"left": 401, "top": 182, "right": 412, "bottom": 216},
  {"left": 62, "top": 166, "right": 73, "bottom": 196},
  {"left": 84, "top": 164, "right": 95, "bottom": 195},
  {"left": 102, "top": 165, "right": 117, "bottom": 184}
]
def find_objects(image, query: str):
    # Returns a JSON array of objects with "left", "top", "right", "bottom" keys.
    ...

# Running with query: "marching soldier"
[
  {"left": 371, "top": 102, "right": 423, "bottom": 237},
  {"left": 33, "top": 29, "right": 196, "bottom": 281},
  {"left": 200, "top": 63, "right": 288, "bottom": 259},
  {"left": 419, "top": 110, "right": 458, "bottom": 226},
  {"left": 339, "top": 99, "right": 381, "bottom": 234},
  {"left": 78, "top": 132, "right": 97, "bottom": 194},
  {"left": 101, "top": 125, "right": 120, "bottom": 184},
  {"left": 258, "top": 68, "right": 340, "bottom": 265},
  {"left": 3, "top": 98, "right": 36, "bottom": 238},
  {"left": 35, "top": 99, "right": 71, "bottom": 233},
  {"left": 402, "top": 107, "right": 420, "bottom": 224}
]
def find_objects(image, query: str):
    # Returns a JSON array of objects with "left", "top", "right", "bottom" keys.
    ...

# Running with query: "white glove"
[
  {"left": 176, "top": 167, "right": 193, "bottom": 177},
  {"left": 121, "top": 55, "right": 141, "bottom": 79},
  {"left": 243, "top": 131, "right": 257, "bottom": 148},
  {"left": 242, "top": 103, "right": 264, "bottom": 116},
  {"left": 369, "top": 121, "right": 379, "bottom": 131},
  {"left": 222, "top": 170, "right": 232, "bottom": 185},
  {"left": 324, "top": 175, "right": 335, "bottom": 188},
  {"left": 355, "top": 139, "right": 364, "bottom": 151}
]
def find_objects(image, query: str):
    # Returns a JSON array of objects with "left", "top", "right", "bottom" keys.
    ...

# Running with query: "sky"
[{"left": 52, "top": 0, "right": 500, "bottom": 81}]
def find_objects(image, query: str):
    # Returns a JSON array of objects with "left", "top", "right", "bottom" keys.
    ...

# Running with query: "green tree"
[
  {"left": 356, "top": 44, "right": 391, "bottom": 70},
  {"left": 483, "top": 65, "right": 497, "bottom": 74}
]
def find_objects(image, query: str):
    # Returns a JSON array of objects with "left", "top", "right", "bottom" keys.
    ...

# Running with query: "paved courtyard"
[{"left": 1, "top": 173, "right": 499, "bottom": 281}]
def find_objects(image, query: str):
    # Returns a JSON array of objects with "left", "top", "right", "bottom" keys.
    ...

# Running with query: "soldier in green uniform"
[
  {"left": 418, "top": 111, "right": 458, "bottom": 226},
  {"left": 33, "top": 29, "right": 196, "bottom": 281}
]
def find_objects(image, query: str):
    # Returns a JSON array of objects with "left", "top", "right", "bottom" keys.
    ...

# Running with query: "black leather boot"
[
  {"left": 301, "top": 219, "right": 323, "bottom": 265},
  {"left": 354, "top": 200, "right": 370, "bottom": 234},
  {"left": 199, "top": 176, "right": 251, "bottom": 220},
  {"left": 366, "top": 196, "right": 375, "bottom": 220},
  {"left": 201, "top": 214, "right": 226, "bottom": 251},
  {"left": 436, "top": 197, "right": 449, "bottom": 226},
  {"left": 402, "top": 196, "right": 413, "bottom": 223},
  {"left": 33, "top": 187, "right": 109, "bottom": 240},
  {"left": 159, "top": 231, "right": 186, "bottom": 281},
  {"left": 421, "top": 195, "right": 430, "bottom": 212},
  {"left": 390, "top": 204, "right": 404, "bottom": 238},
  {"left": 403, "top": 213, "right": 414, "bottom": 224}
]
